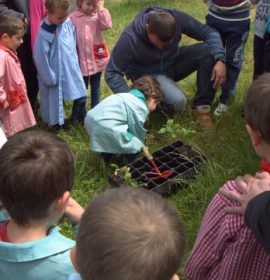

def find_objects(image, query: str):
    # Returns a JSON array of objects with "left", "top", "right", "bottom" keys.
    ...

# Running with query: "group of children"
[
  {"left": 1, "top": 72, "right": 270, "bottom": 280},
  {"left": 1, "top": 0, "right": 270, "bottom": 279}
]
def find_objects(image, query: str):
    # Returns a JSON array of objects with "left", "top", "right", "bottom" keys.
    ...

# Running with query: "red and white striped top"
[{"left": 184, "top": 180, "right": 270, "bottom": 280}]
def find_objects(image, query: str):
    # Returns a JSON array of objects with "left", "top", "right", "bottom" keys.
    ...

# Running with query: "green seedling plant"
[
  {"left": 110, "top": 163, "right": 139, "bottom": 187},
  {"left": 158, "top": 119, "right": 196, "bottom": 138}
]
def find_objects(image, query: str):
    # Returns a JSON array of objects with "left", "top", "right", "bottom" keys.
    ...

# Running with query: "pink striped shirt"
[
  {"left": 184, "top": 180, "right": 270, "bottom": 280},
  {"left": 69, "top": 9, "right": 112, "bottom": 76}
]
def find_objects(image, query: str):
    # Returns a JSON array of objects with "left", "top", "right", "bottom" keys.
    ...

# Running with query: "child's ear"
[
  {"left": 246, "top": 124, "right": 261, "bottom": 147},
  {"left": 70, "top": 247, "right": 79, "bottom": 271},
  {"left": 1, "top": 33, "right": 9, "bottom": 41},
  {"left": 55, "top": 191, "right": 70, "bottom": 213}
]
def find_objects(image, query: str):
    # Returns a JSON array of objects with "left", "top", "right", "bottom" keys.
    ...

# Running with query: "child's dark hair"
[
  {"left": 147, "top": 12, "right": 176, "bottom": 43},
  {"left": 131, "top": 75, "right": 164, "bottom": 102},
  {"left": 245, "top": 73, "right": 270, "bottom": 144},
  {"left": 0, "top": 15, "right": 25, "bottom": 37},
  {"left": 45, "top": 0, "right": 70, "bottom": 12},
  {"left": 77, "top": 187, "right": 185, "bottom": 280},
  {"left": 0, "top": 130, "right": 75, "bottom": 226}
]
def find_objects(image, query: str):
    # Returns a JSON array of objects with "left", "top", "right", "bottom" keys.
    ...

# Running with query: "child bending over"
[
  {"left": 184, "top": 73, "right": 270, "bottom": 279},
  {"left": 34, "top": 0, "right": 87, "bottom": 128},
  {"left": 0, "top": 130, "right": 84, "bottom": 280},
  {"left": 84, "top": 75, "right": 164, "bottom": 165},
  {"left": 68, "top": 187, "right": 185, "bottom": 280},
  {"left": 70, "top": 0, "right": 112, "bottom": 108},
  {"left": 0, "top": 15, "right": 36, "bottom": 137}
]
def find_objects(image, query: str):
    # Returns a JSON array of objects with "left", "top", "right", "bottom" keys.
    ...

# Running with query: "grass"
[{"left": 53, "top": 0, "right": 260, "bottom": 277}]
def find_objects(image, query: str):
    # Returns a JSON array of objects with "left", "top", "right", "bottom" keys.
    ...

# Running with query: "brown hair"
[
  {"left": 45, "top": 0, "right": 70, "bottom": 12},
  {"left": 147, "top": 12, "right": 176, "bottom": 43},
  {"left": 77, "top": 187, "right": 185, "bottom": 280},
  {"left": 0, "top": 130, "right": 75, "bottom": 226},
  {"left": 245, "top": 73, "right": 270, "bottom": 144},
  {"left": 0, "top": 15, "right": 25, "bottom": 37},
  {"left": 76, "top": 0, "right": 96, "bottom": 9},
  {"left": 131, "top": 75, "right": 164, "bottom": 102}
]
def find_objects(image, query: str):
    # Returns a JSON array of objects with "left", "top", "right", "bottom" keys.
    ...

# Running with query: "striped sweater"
[{"left": 207, "top": 0, "right": 250, "bottom": 21}]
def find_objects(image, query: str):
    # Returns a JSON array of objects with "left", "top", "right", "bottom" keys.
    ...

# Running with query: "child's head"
[
  {"left": 245, "top": 73, "right": 270, "bottom": 157},
  {"left": 0, "top": 130, "right": 75, "bottom": 226},
  {"left": 77, "top": 0, "right": 97, "bottom": 13},
  {"left": 131, "top": 75, "right": 164, "bottom": 112},
  {"left": 74, "top": 187, "right": 185, "bottom": 280},
  {"left": 45, "top": 0, "right": 70, "bottom": 25},
  {"left": 0, "top": 15, "right": 25, "bottom": 51}
]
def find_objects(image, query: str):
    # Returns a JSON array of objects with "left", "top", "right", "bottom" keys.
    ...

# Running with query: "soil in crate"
[{"left": 109, "top": 141, "right": 206, "bottom": 194}]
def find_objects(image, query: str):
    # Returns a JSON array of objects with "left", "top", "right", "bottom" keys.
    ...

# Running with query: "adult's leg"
[
  {"left": 263, "top": 33, "right": 270, "bottom": 73},
  {"left": 172, "top": 43, "right": 216, "bottom": 108},
  {"left": 253, "top": 35, "right": 266, "bottom": 80},
  {"left": 154, "top": 75, "right": 186, "bottom": 115},
  {"left": 17, "top": 34, "right": 39, "bottom": 112},
  {"left": 71, "top": 96, "right": 87, "bottom": 122},
  {"left": 90, "top": 72, "right": 102, "bottom": 108}
]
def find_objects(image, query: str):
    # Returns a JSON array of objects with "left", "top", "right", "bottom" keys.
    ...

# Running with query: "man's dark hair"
[
  {"left": 0, "top": 130, "right": 75, "bottom": 225},
  {"left": 77, "top": 187, "right": 185, "bottom": 280},
  {"left": 245, "top": 73, "right": 270, "bottom": 144},
  {"left": 147, "top": 12, "right": 176, "bottom": 43},
  {"left": 0, "top": 15, "right": 25, "bottom": 37},
  {"left": 131, "top": 75, "right": 164, "bottom": 102}
]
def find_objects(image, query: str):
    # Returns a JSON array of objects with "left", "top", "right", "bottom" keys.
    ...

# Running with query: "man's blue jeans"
[
  {"left": 206, "top": 15, "right": 250, "bottom": 104},
  {"left": 130, "top": 43, "right": 216, "bottom": 115}
]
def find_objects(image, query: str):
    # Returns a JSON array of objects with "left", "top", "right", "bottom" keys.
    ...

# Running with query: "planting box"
[{"left": 109, "top": 141, "right": 206, "bottom": 194}]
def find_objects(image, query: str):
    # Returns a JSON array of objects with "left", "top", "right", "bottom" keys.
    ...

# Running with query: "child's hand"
[
  {"left": 64, "top": 197, "right": 84, "bottom": 225},
  {"left": 96, "top": 0, "right": 105, "bottom": 12},
  {"left": 2, "top": 100, "right": 9, "bottom": 109}
]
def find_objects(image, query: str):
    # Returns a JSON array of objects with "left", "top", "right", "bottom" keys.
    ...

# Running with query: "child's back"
[
  {"left": 184, "top": 74, "right": 270, "bottom": 279},
  {"left": 0, "top": 130, "right": 79, "bottom": 280}
]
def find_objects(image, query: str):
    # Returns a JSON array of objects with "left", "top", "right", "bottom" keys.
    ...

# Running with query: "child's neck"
[
  {"left": 6, "top": 219, "right": 52, "bottom": 243},
  {"left": 0, "top": 41, "right": 12, "bottom": 52}
]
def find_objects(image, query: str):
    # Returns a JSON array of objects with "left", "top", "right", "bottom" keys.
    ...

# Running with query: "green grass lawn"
[{"left": 56, "top": 0, "right": 260, "bottom": 277}]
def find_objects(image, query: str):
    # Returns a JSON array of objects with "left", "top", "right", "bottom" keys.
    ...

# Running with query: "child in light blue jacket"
[
  {"left": 33, "top": 0, "right": 87, "bottom": 127},
  {"left": 84, "top": 75, "right": 164, "bottom": 165}
]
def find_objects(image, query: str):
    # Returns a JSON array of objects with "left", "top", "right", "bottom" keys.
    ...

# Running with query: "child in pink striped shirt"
[
  {"left": 70, "top": 0, "right": 112, "bottom": 108},
  {"left": 184, "top": 74, "right": 270, "bottom": 279}
]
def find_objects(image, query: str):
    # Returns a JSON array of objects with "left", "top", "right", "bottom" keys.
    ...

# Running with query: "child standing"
[
  {"left": 34, "top": 0, "right": 87, "bottom": 127},
  {"left": 0, "top": 15, "right": 36, "bottom": 137},
  {"left": 251, "top": 0, "right": 270, "bottom": 79},
  {"left": 70, "top": 0, "right": 112, "bottom": 108},
  {"left": 68, "top": 187, "right": 185, "bottom": 280},
  {"left": 184, "top": 74, "right": 270, "bottom": 279},
  {"left": 84, "top": 75, "right": 164, "bottom": 165},
  {"left": 204, "top": 0, "right": 250, "bottom": 116},
  {"left": 0, "top": 130, "right": 84, "bottom": 280}
]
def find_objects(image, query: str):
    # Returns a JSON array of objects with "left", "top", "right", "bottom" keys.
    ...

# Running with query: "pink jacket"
[
  {"left": 30, "top": 0, "right": 46, "bottom": 50},
  {"left": 0, "top": 46, "right": 36, "bottom": 137},
  {"left": 69, "top": 9, "right": 112, "bottom": 76}
]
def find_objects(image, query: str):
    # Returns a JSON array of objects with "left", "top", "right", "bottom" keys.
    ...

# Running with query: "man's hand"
[
  {"left": 211, "top": 61, "right": 226, "bottom": 89},
  {"left": 219, "top": 172, "right": 270, "bottom": 215},
  {"left": 64, "top": 197, "right": 84, "bottom": 225}
]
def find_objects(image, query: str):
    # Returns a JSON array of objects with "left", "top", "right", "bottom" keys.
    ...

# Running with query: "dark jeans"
[
  {"left": 253, "top": 34, "right": 270, "bottom": 80},
  {"left": 206, "top": 15, "right": 250, "bottom": 104},
  {"left": 130, "top": 43, "right": 216, "bottom": 115},
  {"left": 83, "top": 72, "right": 102, "bottom": 108},
  {"left": 17, "top": 34, "right": 39, "bottom": 112},
  {"left": 71, "top": 96, "right": 87, "bottom": 121},
  {"left": 101, "top": 152, "right": 138, "bottom": 167}
]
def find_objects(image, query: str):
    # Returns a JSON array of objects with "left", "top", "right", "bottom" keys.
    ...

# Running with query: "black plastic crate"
[{"left": 109, "top": 141, "right": 206, "bottom": 194}]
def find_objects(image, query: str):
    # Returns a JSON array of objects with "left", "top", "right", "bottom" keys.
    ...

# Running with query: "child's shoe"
[
  {"left": 192, "top": 105, "right": 213, "bottom": 130},
  {"left": 214, "top": 103, "right": 228, "bottom": 117}
]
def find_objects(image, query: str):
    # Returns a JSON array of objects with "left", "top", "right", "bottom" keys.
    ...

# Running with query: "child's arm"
[
  {"left": 184, "top": 181, "right": 242, "bottom": 279},
  {"left": 0, "top": 55, "right": 8, "bottom": 110},
  {"left": 64, "top": 197, "right": 84, "bottom": 226},
  {"left": 33, "top": 33, "right": 58, "bottom": 87},
  {"left": 96, "top": 0, "right": 112, "bottom": 30}
]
